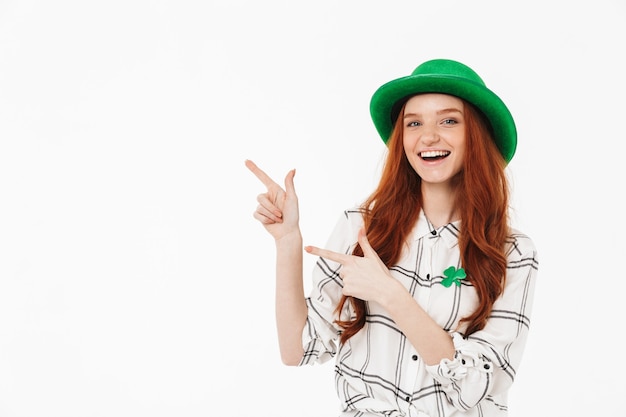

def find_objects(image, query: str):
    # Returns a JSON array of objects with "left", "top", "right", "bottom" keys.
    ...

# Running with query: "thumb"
[
  {"left": 358, "top": 228, "right": 388, "bottom": 271},
  {"left": 358, "top": 228, "right": 376, "bottom": 258},
  {"left": 284, "top": 168, "right": 297, "bottom": 196}
]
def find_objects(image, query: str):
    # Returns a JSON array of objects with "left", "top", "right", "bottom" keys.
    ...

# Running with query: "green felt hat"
[{"left": 370, "top": 59, "right": 517, "bottom": 162}]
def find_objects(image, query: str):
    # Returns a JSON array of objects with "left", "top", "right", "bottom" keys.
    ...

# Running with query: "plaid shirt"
[{"left": 300, "top": 208, "right": 538, "bottom": 417}]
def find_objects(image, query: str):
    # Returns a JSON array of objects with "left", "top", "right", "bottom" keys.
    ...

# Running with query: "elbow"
[
  {"left": 280, "top": 348, "right": 304, "bottom": 366},
  {"left": 281, "top": 357, "right": 301, "bottom": 367}
]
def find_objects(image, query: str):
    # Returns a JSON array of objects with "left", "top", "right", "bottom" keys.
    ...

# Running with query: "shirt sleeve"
[
  {"left": 298, "top": 209, "right": 363, "bottom": 366},
  {"left": 425, "top": 231, "right": 539, "bottom": 410}
]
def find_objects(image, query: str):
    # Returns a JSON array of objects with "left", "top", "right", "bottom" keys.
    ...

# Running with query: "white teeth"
[{"left": 420, "top": 150, "right": 450, "bottom": 158}]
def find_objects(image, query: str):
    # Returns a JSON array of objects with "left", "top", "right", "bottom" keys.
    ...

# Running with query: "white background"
[{"left": 1, "top": 1, "right": 625, "bottom": 416}]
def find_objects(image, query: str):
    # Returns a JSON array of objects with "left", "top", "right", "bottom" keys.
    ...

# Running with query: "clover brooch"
[{"left": 441, "top": 266, "right": 467, "bottom": 288}]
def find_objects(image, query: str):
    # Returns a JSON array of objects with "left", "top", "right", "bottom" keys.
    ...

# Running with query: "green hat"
[{"left": 370, "top": 59, "right": 517, "bottom": 162}]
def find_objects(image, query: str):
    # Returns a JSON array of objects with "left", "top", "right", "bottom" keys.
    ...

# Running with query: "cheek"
[
  {"left": 453, "top": 133, "right": 467, "bottom": 150},
  {"left": 456, "top": 142, "right": 467, "bottom": 161},
  {"left": 402, "top": 132, "right": 416, "bottom": 151}
]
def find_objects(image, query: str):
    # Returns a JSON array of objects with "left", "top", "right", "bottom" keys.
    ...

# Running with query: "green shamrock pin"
[{"left": 441, "top": 266, "right": 467, "bottom": 288}]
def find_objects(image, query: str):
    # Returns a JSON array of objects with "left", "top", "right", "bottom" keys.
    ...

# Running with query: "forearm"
[
  {"left": 274, "top": 231, "right": 308, "bottom": 365},
  {"left": 382, "top": 282, "right": 455, "bottom": 366}
]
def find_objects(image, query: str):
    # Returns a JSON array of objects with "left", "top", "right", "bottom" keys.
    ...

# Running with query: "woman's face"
[{"left": 402, "top": 93, "right": 466, "bottom": 187}]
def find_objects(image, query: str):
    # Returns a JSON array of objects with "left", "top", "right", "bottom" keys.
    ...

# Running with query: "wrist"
[
  {"left": 379, "top": 278, "right": 409, "bottom": 312},
  {"left": 275, "top": 230, "right": 303, "bottom": 248}
]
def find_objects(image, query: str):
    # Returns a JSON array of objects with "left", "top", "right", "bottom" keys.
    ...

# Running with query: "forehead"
[{"left": 404, "top": 93, "right": 464, "bottom": 111}]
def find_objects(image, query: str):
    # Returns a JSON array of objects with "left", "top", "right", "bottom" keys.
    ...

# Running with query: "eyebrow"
[{"left": 403, "top": 108, "right": 463, "bottom": 119}]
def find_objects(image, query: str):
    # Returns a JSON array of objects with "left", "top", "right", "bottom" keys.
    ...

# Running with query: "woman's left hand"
[{"left": 305, "top": 228, "right": 399, "bottom": 304}]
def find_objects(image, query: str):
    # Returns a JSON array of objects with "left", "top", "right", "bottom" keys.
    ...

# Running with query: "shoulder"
[
  {"left": 324, "top": 206, "right": 365, "bottom": 251},
  {"left": 328, "top": 205, "right": 364, "bottom": 225},
  {"left": 335, "top": 206, "right": 366, "bottom": 234},
  {"left": 342, "top": 206, "right": 366, "bottom": 221},
  {"left": 506, "top": 228, "right": 539, "bottom": 265}
]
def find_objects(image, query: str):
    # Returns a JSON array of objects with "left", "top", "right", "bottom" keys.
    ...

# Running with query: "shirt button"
[
  {"left": 405, "top": 396, "right": 410, "bottom": 402},
  {"left": 484, "top": 364, "right": 490, "bottom": 370},
  {"left": 431, "top": 230, "right": 437, "bottom": 236},
  {"left": 426, "top": 274, "right": 430, "bottom": 280},
  {"left": 412, "top": 355, "right": 418, "bottom": 361}
]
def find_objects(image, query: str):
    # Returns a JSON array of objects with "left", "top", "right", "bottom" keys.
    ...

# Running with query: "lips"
[{"left": 419, "top": 150, "right": 450, "bottom": 161}]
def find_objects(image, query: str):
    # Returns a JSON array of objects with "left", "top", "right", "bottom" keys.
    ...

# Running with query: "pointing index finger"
[
  {"left": 305, "top": 245, "right": 351, "bottom": 265},
  {"left": 245, "top": 159, "right": 277, "bottom": 188}
]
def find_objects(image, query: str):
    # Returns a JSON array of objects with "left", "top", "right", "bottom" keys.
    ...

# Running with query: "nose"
[{"left": 420, "top": 126, "right": 440, "bottom": 145}]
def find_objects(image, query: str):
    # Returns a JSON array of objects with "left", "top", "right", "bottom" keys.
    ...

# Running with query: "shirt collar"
[{"left": 413, "top": 209, "right": 461, "bottom": 249}]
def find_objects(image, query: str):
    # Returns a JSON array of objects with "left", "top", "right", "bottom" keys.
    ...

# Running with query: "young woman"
[{"left": 246, "top": 59, "right": 538, "bottom": 417}]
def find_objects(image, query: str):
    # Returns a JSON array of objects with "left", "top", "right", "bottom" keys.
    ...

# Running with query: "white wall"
[{"left": 0, "top": 1, "right": 624, "bottom": 416}]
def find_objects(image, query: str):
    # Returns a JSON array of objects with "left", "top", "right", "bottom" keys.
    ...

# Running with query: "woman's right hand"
[{"left": 245, "top": 159, "right": 300, "bottom": 241}]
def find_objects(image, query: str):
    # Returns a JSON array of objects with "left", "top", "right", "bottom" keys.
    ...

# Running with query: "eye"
[
  {"left": 406, "top": 120, "right": 421, "bottom": 127},
  {"left": 442, "top": 118, "right": 458, "bottom": 125}
]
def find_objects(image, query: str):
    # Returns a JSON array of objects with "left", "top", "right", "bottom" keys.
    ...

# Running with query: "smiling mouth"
[{"left": 419, "top": 150, "right": 450, "bottom": 161}]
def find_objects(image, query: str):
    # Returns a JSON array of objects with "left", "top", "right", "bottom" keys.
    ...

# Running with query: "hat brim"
[{"left": 370, "top": 74, "right": 517, "bottom": 162}]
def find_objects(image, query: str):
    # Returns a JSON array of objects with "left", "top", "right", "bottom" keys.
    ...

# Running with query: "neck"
[{"left": 421, "top": 182, "right": 459, "bottom": 228}]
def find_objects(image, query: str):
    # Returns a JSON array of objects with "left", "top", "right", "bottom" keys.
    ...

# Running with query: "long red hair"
[{"left": 335, "top": 100, "right": 509, "bottom": 344}]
